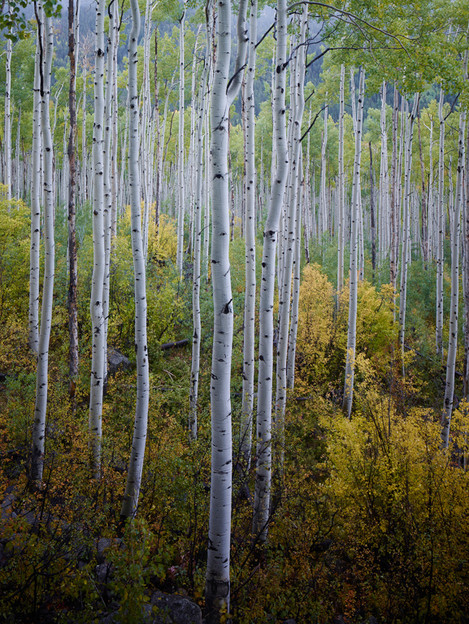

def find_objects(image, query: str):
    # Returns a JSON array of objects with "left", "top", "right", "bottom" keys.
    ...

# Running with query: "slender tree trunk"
[
  {"left": 337, "top": 64, "right": 345, "bottom": 298},
  {"left": 464, "top": 114, "right": 469, "bottom": 397},
  {"left": 436, "top": 89, "right": 445, "bottom": 358},
  {"left": 205, "top": 0, "right": 248, "bottom": 619},
  {"left": 441, "top": 111, "right": 466, "bottom": 448},
  {"left": 274, "top": 7, "right": 307, "bottom": 461},
  {"left": 31, "top": 11, "right": 54, "bottom": 484},
  {"left": 239, "top": 0, "right": 257, "bottom": 469},
  {"left": 343, "top": 68, "right": 365, "bottom": 419},
  {"left": 68, "top": 0, "right": 79, "bottom": 401},
  {"left": 390, "top": 85, "right": 399, "bottom": 291},
  {"left": 418, "top": 110, "right": 428, "bottom": 267},
  {"left": 189, "top": 62, "right": 208, "bottom": 442},
  {"left": 176, "top": 9, "right": 185, "bottom": 276},
  {"left": 121, "top": 0, "right": 150, "bottom": 519},
  {"left": 4, "top": 36, "right": 12, "bottom": 200},
  {"left": 369, "top": 141, "right": 376, "bottom": 281},
  {"left": 89, "top": 0, "right": 106, "bottom": 478},
  {"left": 399, "top": 94, "right": 419, "bottom": 369},
  {"left": 252, "top": 0, "right": 288, "bottom": 543},
  {"left": 29, "top": 33, "right": 42, "bottom": 353}
]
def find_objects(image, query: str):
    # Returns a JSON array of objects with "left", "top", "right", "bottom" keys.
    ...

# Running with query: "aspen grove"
[{"left": 1, "top": 0, "right": 469, "bottom": 622}]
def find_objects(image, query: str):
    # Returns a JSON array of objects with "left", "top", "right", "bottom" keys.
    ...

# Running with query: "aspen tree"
[
  {"left": 205, "top": 0, "right": 248, "bottom": 617},
  {"left": 441, "top": 110, "right": 466, "bottom": 448},
  {"left": 4, "top": 35, "right": 11, "bottom": 200},
  {"left": 319, "top": 101, "right": 328, "bottom": 238},
  {"left": 102, "top": 2, "right": 118, "bottom": 387},
  {"left": 398, "top": 94, "right": 419, "bottom": 367},
  {"left": 464, "top": 114, "right": 469, "bottom": 397},
  {"left": 239, "top": 0, "right": 257, "bottom": 468},
  {"left": 176, "top": 8, "right": 185, "bottom": 276},
  {"left": 29, "top": 32, "right": 42, "bottom": 354},
  {"left": 337, "top": 64, "right": 345, "bottom": 298},
  {"left": 343, "top": 68, "right": 364, "bottom": 420},
  {"left": 89, "top": 0, "right": 106, "bottom": 478},
  {"left": 369, "top": 142, "right": 376, "bottom": 280},
  {"left": 68, "top": 0, "right": 79, "bottom": 399},
  {"left": 287, "top": 147, "right": 304, "bottom": 390},
  {"left": 390, "top": 85, "right": 399, "bottom": 292},
  {"left": 436, "top": 89, "right": 445, "bottom": 358},
  {"left": 378, "top": 80, "right": 389, "bottom": 266},
  {"left": 253, "top": 0, "right": 288, "bottom": 542},
  {"left": 121, "top": 0, "right": 150, "bottom": 519},
  {"left": 275, "top": 7, "right": 307, "bottom": 459},
  {"left": 31, "top": 10, "right": 54, "bottom": 484},
  {"left": 189, "top": 59, "right": 208, "bottom": 442},
  {"left": 14, "top": 106, "right": 20, "bottom": 198}
]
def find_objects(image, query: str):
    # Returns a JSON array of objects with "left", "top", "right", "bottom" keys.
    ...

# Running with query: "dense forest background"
[{"left": 0, "top": 0, "right": 469, "bottom": 622}]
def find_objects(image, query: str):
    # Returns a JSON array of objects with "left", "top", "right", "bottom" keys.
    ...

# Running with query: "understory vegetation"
[{"left": 1, "top": 189, "right": 469, "bottom": 624}]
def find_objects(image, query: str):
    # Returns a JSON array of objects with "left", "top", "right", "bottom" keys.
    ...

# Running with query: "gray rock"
[
  {"left": 150, "top": 591, "right": 202, "bottom": 624},
  {"left": 96, "top": 562, "right": 113, "bottom": 584},
  {"left": 108, "top": 349, "right": 132, "bottom": 377}
]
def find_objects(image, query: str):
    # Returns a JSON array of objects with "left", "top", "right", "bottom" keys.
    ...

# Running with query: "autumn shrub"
[
  {"left": 296, "top": 264, "right": 398, "bottom": 404},
  {"left": 0, "top": 189, "right": 31, "bottom": 324},
  {"left": 314, "top": 402, "right": 469, "bottom": 623}
]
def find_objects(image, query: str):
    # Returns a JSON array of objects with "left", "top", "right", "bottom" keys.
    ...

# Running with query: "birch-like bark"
[
  {"left": 369, "top": 141, "right": 376, "bottom": 280},
  {"left": 205, "top": 0, "right": 248, "bottom": 618},
  {"left": 15, "top": 106, "right": 21, "bottom": 198},
  {"left": 176, "top": 9, "right": 185, "bottom": 276},
  {"left": 29, "top": 33, "right": 42, "bottom": 353},
  {"left": 189, "top": 64, "right": 208, "bottom": 442},
  {"left": 436, "top": 89, "right": 445, "bottom": 358},
  {"left": 464, "top": 114, "right": 469, "bottom": 397},
  {"left": 441, "top": 111, "right": 466, "bottom": 448},
  {"left": 89, "top": 0, "right": 106, "bottom": 478},
  {"left": 275, "top": 7, "right": 307, "bottom": 459},
  {"left": 31, "top": 12, "right": 54, "bottom": 484},
  {"left": 399, "top": 94, "right": 419, "bottom": 367},
  {"left": 378, "top": 80, "right": 389, "bottom": 265},
  {"left": 239, "top": 0, "right": 257, "bottom": 468},
  {"left": 337, "top": 64, "right": 345, "bottom": 298},
  {"left": 102, "top": 3, "right": 118, "bottom": 387},
  {"left": 390, "top": 85, "right": 399, "bottom": 291},
  {"left": 252, "top": 0, "right": 288, "bottom": 542},
  {"left": 4, "top": 36, "right": 12, "bottom": 200},
  {"left": 418, "top": 112, "right": 428, "bottom": 267},
  {"left": 121, "top": 0, "right": 150, "bottom": 519},
  {"left": 287, "top": 148, "right": 303, "bottom": 389},
  {"left": 319, "top": 101, "right": 328, "bottom": 238},
  {"left": 68, "top": 0, "right": 79, "bottom": 398},
  {"left": 343, "top": 68, "right": 364, "bottom": 419}
]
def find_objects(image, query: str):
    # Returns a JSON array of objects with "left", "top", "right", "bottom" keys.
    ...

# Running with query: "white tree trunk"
[
  {"left": 337, "top": 64, "right": 345, "bottom": 298},
  {"left": 89, "top": 0, "right": 106, "bottom": 478},
  {"left": 275, "top": 7, "right": 307, "bottom": 458},
  {"left": 205, "top": 0, "right": 248, "bottom": 618},
  {"left": 252, "top": 0, "right": 288, "bottom": 542},
  {"left": 4, "top": 36, "right": 12, "bottom": 200},
  {"left": 29, "top": 33, "right": 43, "bottom": 354},
  {"left": 31, "top": 12, "right": 54, "bottom": 484},
  {"left": 176, "top": 9, "right": 185, "bottom": 276},
  {"left": 441, "top": 110, "right": 466, "bottom": 448},
  {"left": 189, "top": 62, "right": 208, "bottom": 442},
  {"left": 398, "top": 94, "right": 419, "bottom": 368},
  {"left": 343, "top": 68, "right": 365, "bottom": 419},
  {"left": 121, "top": 0, "right": 150, "bottom": 518},
  {"left": 239, "top": 0, "right": 258, "bottom": 468},
  {"left": 436, "top": 89, "right": 445, "bottom": 358}
]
